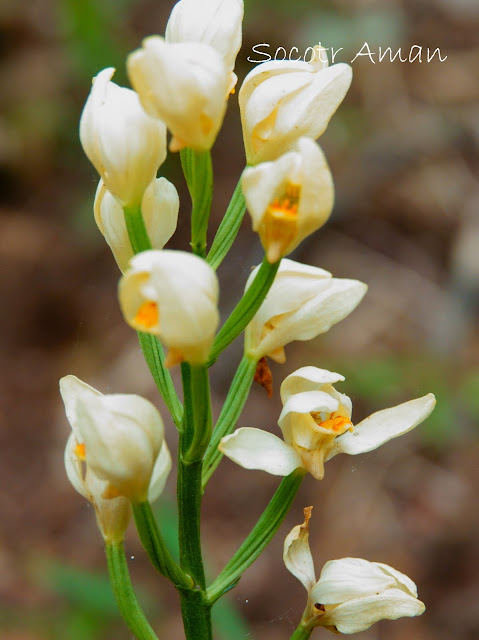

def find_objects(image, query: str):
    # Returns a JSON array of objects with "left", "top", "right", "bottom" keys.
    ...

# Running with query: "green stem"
[
  {"left": 208, "top": 256, "right": 281, "bottom": 364},
  {"left": 176, "top": 364, "right": 212, "bottom": 638},
  {"left": 202, "top": 354, "right": 257, "bottom": 489},
  {"left": 188, "top": 365, "right": 212, "bottom": 462},
  {"left": 137, "top": 332, "right": 183, "bottom": 429},
  {"left": 105, "top": 541, "right": 159, "bottom": 640},
  {"left": 132, "top": 502, "right": 192, "bottom": 589},
  {"left": 180, "top": 590, "right": 212, "bottom": 640},
  {"left": 290, "top": 624, "right": 314, "bottom": 640},
  {"left": 207, "top": 469, "right": 306, "bottom": 603},
  {"left": 181, "top": 148, "right": 213, "bottom": 257},
  {"left": 123, "top": 205, "right": 152, "bottom": 254},
  {"left": 177, "top": 457, "right": 205, "bottom": 587},
  {"left": 206, "top": 178, "right": 246, "bottom": 270}
]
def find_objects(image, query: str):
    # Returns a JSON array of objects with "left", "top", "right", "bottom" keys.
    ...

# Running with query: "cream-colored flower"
[
  {"left": 128, "top": 37, "right": 230, "bottom": 152},
  {"left": 242, "top": 137, "right": 334, "bottom": 263},
  {"left": 244, "top": 259, "right": 367, "bottom": 363},
  {"left": 284, "top": 509, "right": 426, "bottom": 634},
  {"left": 166, "top": 0, "right": 243, "bottom": 80},
  {"left": 79, "top": 67, "right": 167, "bottom": 207},
  {"left": 219, "top": 367, "right": 436, "bottom": 479},
  {"left": 118, "top": 250, "right": 219, "bottom": 365},
  {"left": 239, "top": 45, "right": 352, "bottom": 164},
  {"left": 94, "top": 177, "right": 179, "bottom": 272},
  {"left": 60, "top": 375, "right": 168, "bottom": 504}
]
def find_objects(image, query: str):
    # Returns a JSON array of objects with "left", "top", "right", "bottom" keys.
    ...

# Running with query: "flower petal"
[
  {"left": 311, "top": 558, "right": 397, "bottom": 604},
  {"left": 64, "top": 432, "right": 89, "bottom": 499},
  {"left": 283, "top": 506, "right": 316, "bottom": 592},
  {"left": 219, "top": 427, "right": 302, "bottom": 476},
  {"left": 278, "top": 390, "right": 340, "bottom": 445},
  {"left": 280, "top": 367, "right": 345, "bottom": 403},
  {"left": 374, "top": 563, "right": 418, "bottom": 598},
  {"left": 318, "top": 589, "right": 425, "bottom": 634},
  {"left": 330, "top": 393, "right": 436, "bottom": 458},
  {"left": 165, "top": 0, "right": 243, "bottom": 72},
  {"left": 255, "top": 278, "right": 367, "bottom": 361},
  {"left": 148, "top": 440, "right": 172, "bottom": 503},
  {"left": 60, "top": 375, "right": 102, "bottom": 438}
]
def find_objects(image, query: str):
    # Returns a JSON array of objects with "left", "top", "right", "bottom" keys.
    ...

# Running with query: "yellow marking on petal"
[
  {"left": 200, "top": 113, "right": 214, "bottom": 136},
  {"left": 102, "top": 484, "right": 122, "bottom": 499},
  {"left": 259, "top": 183, "right": 301, "bottom": 263},
  {"left": 74, "top": 442, "right": 86, "bottom": 460},
  {"left": 134, "top": 301, "right": 159, "bottom": 329}
]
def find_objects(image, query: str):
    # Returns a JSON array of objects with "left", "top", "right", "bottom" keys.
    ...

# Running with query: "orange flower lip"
[
  {"left": 312, "top": 411, "right": 353, "bottom": 433},
  {"left": 134, "top": 301, "right": 159, "bottom": 329},
  {"left": 267, "top": 183, "right": 300, "bottom": 219}
]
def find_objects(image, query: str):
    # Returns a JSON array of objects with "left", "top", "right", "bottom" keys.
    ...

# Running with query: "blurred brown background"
[{"left": 1, "top": 0, "right": 479, "bottom": 638}]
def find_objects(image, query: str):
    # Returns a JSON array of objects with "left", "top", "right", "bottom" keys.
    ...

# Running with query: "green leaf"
[
  {"left": 206, "top": 178, "right": 246, "bottom": 270},
  {"left": 208, "top": 256, "right": 280, "bottom": 363}
]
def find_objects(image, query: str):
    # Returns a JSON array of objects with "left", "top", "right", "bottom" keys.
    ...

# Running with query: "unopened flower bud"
[
  {"left": 166, "top": 0, "right": 243, "bottom": 74},
  {"left": 80, "top": 68, "right": 167, "bottom": 207},
  {"left": 240, "top": 46, "right": 352, "bottom": 164},
  {"left": 60, "top": 375, "right": 168, "bottom": 504},
  {"left": 128, "top": 37, "right": 230, "bottom": 152},
  {"left": 118, "top": 250, "right": 219, "bottom": 365}
]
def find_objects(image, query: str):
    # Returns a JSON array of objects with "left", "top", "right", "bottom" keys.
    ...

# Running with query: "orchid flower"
[
  {"left": 284, "top": 508, "right": 426, "bottom": 634},
  {"left": 118, "top": 250, "right": 220, "bottom": 366},
  {"left": 220, "top": 366, "right": 436, "bottom": 479},
  {"left": 240, "top": 45, "right": 352, "bottom": 164},
  {"left": 80, "top": 68, "right": 167, "bottom": 207}
]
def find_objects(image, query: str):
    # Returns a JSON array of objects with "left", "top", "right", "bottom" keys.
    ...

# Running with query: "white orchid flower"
[
  {"left": 94, "top": 177, "right": 179, "bottom": 272},
  {"left": 244, "top": 259, "right": 367, "bottom": 364},
  {"left": 239, "top": 45, "right": 352, "bottom": 164},
  {"left": 60, "top": 375, "right": 169, "bottom": 504},
  {"left": 118, "top": 250, "right": 219, "bottom": 366},
  {"left": 242, "top": 138, "right": 334, "bottom": 263},
  {"left": 219, "top": 367, "right": 436, "bottom": 479},
  {"left": 284, "top": 508, "right": 426, "bottom": 634},
  {"left": 128, "top": 37, "right": 230, "bottom": 152},
  {"left": 80, "top": 67, "right": 167, "bottom": 207},
  {"left": 166, "top": 0, "right": 243, "bottom": 91}
]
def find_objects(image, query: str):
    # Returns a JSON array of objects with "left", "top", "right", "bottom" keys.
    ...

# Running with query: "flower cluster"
[{"left": 59, "top": 0, "right": 437, "bottom": 637}]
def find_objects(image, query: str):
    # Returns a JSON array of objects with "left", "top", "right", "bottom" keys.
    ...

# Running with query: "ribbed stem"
[
  {"left": 176, "top": 364, "right": 212, "bottom": 639},
  {"left": 181, "top": 148, "right": 213, "bottom": 258}
]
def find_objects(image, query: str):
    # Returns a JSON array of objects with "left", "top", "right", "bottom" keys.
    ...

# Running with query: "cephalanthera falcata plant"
[{"left": 61, "top": 0, "right": 436, "bottom": 638}]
